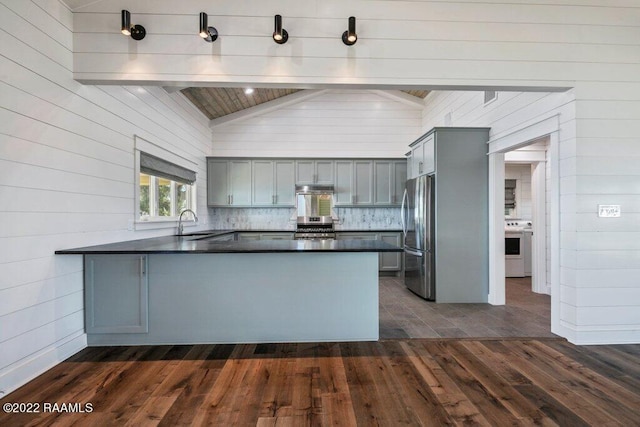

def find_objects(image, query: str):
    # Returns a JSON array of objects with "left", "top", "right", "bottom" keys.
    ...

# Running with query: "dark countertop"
[{"left": 55, "top": 231, "right": 403, "bottom": 255}]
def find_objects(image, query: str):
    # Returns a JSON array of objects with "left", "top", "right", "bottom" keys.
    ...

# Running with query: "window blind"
[{"left": 140, "top": 152, "right": 196, "bottom": 185}]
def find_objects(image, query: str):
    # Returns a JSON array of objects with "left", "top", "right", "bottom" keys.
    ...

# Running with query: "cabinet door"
[
  {"left": 353, "top": 161, "right": 373, "bottom": 205},
  {"left": 85, "top": 255, "right": 149, "bottom": 334},
  {"left": 315, "top": 160, "right": 334, "bottom": 185},
  {"left": 295, "top": 160, "right": 315, "bottom": 184},
  {"left": 422, "top": 135, "right": 435, "bottom": 174},
  {"left": 237, "top": 232, "right": 261, "bottom": 241},
  {"left": 252, "top": 160, "right": 274, "bottom": 206},
  {"left": 392, "top": 161, "right": 407, "bottom": 205},
  {"left": 379, "top": 233, "right": 403, "bottom": 271},
  {"left": 274, "top": 160, "right": 295, "bottom": 206},
  {"left": 260, "top": 233, "right": 294, "bottom": 240},
  {"left": 336, "top": 232, "right": 378, "bottom": 240},
  {"left": 334, "top": 160, "right": 353, "bottom": 205},
  {"left": 411, "top": 142, "right": 424, "bottom": 176},
  {"left": 207, "top": 159, "right": 229, "bottom": 206},
  {"left": 229, "top": 160, "right": 252, "bottom": 206},
  {"left": 374, "top": 161, "right": 392, "bottom": 205}
]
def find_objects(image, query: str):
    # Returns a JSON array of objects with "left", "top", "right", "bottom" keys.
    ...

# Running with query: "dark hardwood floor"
[
  {"left": 1, "top": 339, "right": 639, "bottom": 426},
  {"left": 380, "top": 276, "right": 554, "bottom": 339}
]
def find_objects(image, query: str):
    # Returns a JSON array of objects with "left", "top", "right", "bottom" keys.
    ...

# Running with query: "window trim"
[{"left": 133, "top": 136, "right": 198, "bottom": 231}]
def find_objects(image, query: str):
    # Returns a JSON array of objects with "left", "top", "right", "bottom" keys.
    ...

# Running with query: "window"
[{"left": 138, "top": 151, "right": 196, "bottom": 222}]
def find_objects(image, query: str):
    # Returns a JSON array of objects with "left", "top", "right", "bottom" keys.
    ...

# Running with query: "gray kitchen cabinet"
[
  {"left": 374, "top": 160, "right": 407, "bottom": 205},
  {"left": 334, "top": 160, "right": 353, "bottom": 205},
  {"left": 207, "top": 159, "right": 252, "bottom": 206},
  {"left": 85, "top": 254, "right": 148, "bottom": 334},
  {"left": 379, "top": 232, "right": 403, "bottom": 271},
  {"left": 409, "top": 134, "right": 435, "bottom": 178},
  {"left": 207, "top": 233, "right": 235, "bottom": 242},
  {"left": 252, "top": 160, "right": 275, "bottom": 206},
  {"left": 336, "top": 231, "right": 403, "bottom": 272},
  {"left": 353, "top": 161, "right": 373, "bottom": 205},
  {"left": 207, "top": 159, "right": 229, "bottom": 206},
  {"left": 260, "top": 233, "right": 294, "bottom": 240},
  {"left": 274, "top": 160, "right": 295, "bottom": 205},
  {"left": 334, "top": 160, "right": 374, "bottom": 206},
  {"left": 336, "top": 232, "right": 378, "bottom": 240},
  {"left": 251, "top": 160, "right": 295, "bottom": 206},
  {"left": 236, "top": 232, "right": 261, "bottom": 241},
  {"left": 296, "top": 160, "right": 334, "bottom": 185},
  {"left": 393, "top": 161, "right": 407, "bottom": 205}
]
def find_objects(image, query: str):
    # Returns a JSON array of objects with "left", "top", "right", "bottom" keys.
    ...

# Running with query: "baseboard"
[{"left": 0, "top": 332, "right": 87, "bottom": 398}]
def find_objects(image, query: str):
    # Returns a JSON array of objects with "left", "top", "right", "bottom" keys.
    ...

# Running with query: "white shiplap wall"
[
  {"left": 211, "top": 90, "right": 422, "bottom": 157},
  {"left": 0, "top": 0, "right": 212, "bottom": 396}
]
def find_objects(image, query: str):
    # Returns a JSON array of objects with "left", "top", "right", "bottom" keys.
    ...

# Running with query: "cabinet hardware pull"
[
  {"left": 230, "top": 195, "right": 233, "bottom": 205},
  {"left": 139, "top": 256, "right": 146, "bottom": 276}
]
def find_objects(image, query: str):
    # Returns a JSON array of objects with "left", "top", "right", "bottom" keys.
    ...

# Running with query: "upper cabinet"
[
  {"left": 295, "top": 160, "right": 334, "bottom": 185},
  {"left": 335, "top": 160, "right": 373, "bottom": 206},
  {"left": 252, "top": 160, "right": 295, "bottom": 206},
  {"left": 408, "top": 134, "right": 435, "bottom": 178},
  {"left": 207, "top": 159, "right": 252, "bottom": 207},
  {"left": 374, "top": 160, "right": 407, "bottom": 205},
  {"left": 208, "top": 157, "right": 406, "bottom": 207}
]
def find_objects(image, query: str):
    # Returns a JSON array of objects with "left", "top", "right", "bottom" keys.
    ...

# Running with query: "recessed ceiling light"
[{"left": 244, "top": 88, "right": 254, "bottom": 95}]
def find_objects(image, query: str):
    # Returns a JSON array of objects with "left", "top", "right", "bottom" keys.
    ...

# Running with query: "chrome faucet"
[{"left": 177, "top": 209, "right": 198, "bottom": 236}]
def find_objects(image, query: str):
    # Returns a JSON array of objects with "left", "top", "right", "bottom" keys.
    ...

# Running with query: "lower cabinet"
[
  {"left": 236, "top": 232, "right": 294, "bottom": 241},
  {"left": 260, "top": 233, "right": 294, "bottom": 240},
  {"left": 85, "top": 254, "right": 149, "bottom": 334},
  {"left": 335, "top": 232, "right": 403, "bottom": 272},
  {"left": 379, "top": 232, "right": 403, "bottom": 271}
]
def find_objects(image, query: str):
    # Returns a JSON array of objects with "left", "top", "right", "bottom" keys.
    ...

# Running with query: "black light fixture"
[
  {"left": 199, "top": 12, "right": 218, "bottom": 42},
  {"left": 121, "top": 10, "right": 146, "bottom": 40},
  {"left": 272, "top": 14, "right": 288, "bottom": 44},
  {"left": 342, "top": 16, "right": 357, "bottom": 46}
]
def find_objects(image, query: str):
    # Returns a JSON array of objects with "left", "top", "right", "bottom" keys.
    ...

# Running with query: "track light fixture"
[
  {"left": 121, "top": 10, "right": 146, "bottom": 40},
  {"left": 272, "top": 15, "right": 288, "bottom": 44},
  {"left": 342, "top": 16, "right": 357, "bottom": 46},
  {"left": 199, "top": 12, "right": 218, "bottom": 42}
]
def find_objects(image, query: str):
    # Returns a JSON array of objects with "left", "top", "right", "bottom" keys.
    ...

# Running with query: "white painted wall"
[
  {"left": 505, "top": 164, "right": 533, "bottom": 220},
  {"left": 211, "top": 90, "right": 422, "bottom": 158},
  {"left": 0, "top": 0, "right": 212, "bottom": 396}
]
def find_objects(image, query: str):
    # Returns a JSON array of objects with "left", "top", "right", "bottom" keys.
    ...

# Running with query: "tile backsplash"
[{"left": 207, "top": 207, "right": 402, "bottom": 230}]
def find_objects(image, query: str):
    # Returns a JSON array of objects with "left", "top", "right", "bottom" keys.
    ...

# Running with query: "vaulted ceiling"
[{"left": 180, "top": 88, "right": 429, "bottom": 120}]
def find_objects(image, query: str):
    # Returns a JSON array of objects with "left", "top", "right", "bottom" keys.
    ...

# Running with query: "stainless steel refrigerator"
[{"left": 401, "top": 174, "right": 435, "bottom": 300}]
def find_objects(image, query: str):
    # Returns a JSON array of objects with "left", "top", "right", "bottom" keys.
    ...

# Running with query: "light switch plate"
[{"left": 598, "top": 205, "right": 621, "bottom": 218}]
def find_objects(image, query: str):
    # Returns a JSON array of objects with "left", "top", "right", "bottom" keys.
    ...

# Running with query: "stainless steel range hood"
[{"left": 295, "top": 185, "right": 337, "bottom": 225}]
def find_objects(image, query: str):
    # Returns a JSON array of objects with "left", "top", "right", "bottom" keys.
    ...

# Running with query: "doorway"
[{"left": 487, "top": 116, "right": 561, "bottom": 336}]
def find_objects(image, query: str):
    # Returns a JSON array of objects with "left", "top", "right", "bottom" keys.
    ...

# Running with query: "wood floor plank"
[
  {"left": 402, "top": 340, "right": 492, "bottom": 425},
  {"left": 443, "top": 341, "right": 556, "bottom": 425},
  {"left": 422, "top": 341, "right": 523, "bottom": 426},
  {"left": 486, "top": 340, "right": 626, "bottom": 426},
  {"left": 2, "top": 339, "right": 639, "bottom": 426}
]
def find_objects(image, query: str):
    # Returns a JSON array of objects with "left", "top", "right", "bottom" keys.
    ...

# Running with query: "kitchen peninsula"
[{"left": 56, "top": 232, "right": 402, "bottom": 346}]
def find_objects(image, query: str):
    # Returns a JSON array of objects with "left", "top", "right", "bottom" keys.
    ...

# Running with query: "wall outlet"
[{"left": 598, "top": 205, "right": 620, "bottom": 218}]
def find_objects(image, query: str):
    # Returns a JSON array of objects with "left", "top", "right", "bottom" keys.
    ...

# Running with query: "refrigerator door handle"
[
  {"left": 404, "top": 247, "right": 423, "bottom": 257},
  {"left": 400, "top": 188, "right": 408, "bottom": 237}
]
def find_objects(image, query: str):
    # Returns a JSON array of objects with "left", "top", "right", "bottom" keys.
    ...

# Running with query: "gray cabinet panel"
[
  {"left": 85, "top": 254, "right": 148, "bottom": 334},
  {"left": 274, "top": 160, "right": 295, "bottom": 205},
  {"left": 334, "top": 160, "right": 353, "bottom": 205},
  {"left": 252, "top": 160, "right": 275, "bottom": 205},
  {"left": 207, "top": 159, "right": 229, "bottom": 206},
  {"left": 379, "top": 233, "right": 402, "bottom": 271},
  {"left": 353, "top": 161, "right": 373, "bottom": 205},
  {"left": 374, "top": 161, "right": 392, "bottom": 205},
  {"left": 393, "top": 161, "right": 407, "bottom": 205},
  {"left": 296, "top": 160, "right": 334, "bottom": 185},
  {"left": 229, "top": 160, "right": 252, "bottom": 206},
  {"left": 315, "top": 161, "right": 334, "bottom": 185},
  {"left": 295, "top": 160, "right": 315, "bottom": 184}
]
